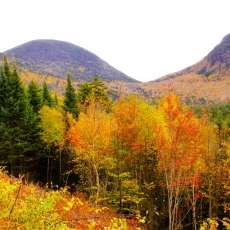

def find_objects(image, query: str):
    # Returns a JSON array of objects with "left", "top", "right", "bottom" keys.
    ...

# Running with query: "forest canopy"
[{"left": 0, "top": 58, "right": 229, "bottom": 229}]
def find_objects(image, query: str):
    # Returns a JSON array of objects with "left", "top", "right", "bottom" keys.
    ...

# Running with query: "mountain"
[
  {"left": 3, "top": 40, "right": 137, "bottom": 82},
  {"left": 143, "top": 34, "right": 230, "bottom": 102},
  {"left": 159, "top": 33, "right": 230, "bottom": 81}
]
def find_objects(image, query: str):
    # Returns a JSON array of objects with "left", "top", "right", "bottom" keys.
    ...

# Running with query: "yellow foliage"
[{"left": 40, "top": 106, "right": 65, "bottom": 146}]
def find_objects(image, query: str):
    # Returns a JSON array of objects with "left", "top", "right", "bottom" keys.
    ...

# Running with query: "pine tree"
[
  {"left": 77, "top": 82, "right": 92, "bottom": 105},
  {"left": 42, "top": 81, "right": 53, "bottom": 107},
  {"left": 54, "top": 93, "right": 59, "bottom": 106},
  {"left": 77, "top": 76, "right": 111, "bottom": 109},
  {"left": 78, "top": 76, "right": 108, "bottom": 104},
  {"left": 27, "top": 81, "right": 42, "bottom": 113},
  {"left": 64, "top": 74, "right": 79, "bottom": 118},
  {"left": 0, "top": 57, "right": 40, "bottom": 175},
  {"left": 0, "top": 61, "right": 9, "bottom": 121},
  {"left": 91, "top": 76, "right": 108, "bottom": 101}
]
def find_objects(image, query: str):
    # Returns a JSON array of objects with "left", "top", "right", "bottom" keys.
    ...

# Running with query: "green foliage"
[
  {"left": 27, "top": 80, "right": 42, "bottom": 113},
  {"left": 78, "top": 82, "right": 93, "bottom": 104},
  {"left": 42, "top": 81, "right": 54, "bottom": 107},
  {"left": 40, "top": 106, "right": 65, "bottom": 146},
  {"left": 78, "top": 76, "right": 111, "bottom": 109},
  {"left": 0, "top": 57, "right": 40, "bottom": 174},
  {"left": 0, "top": 169, "right": 138, "bottom": 229},
  {"left": 64, "top": 74, "right": 79, "bottom": 118},
  {"left": 209, "top": 103, "right": 230, "bottom": 129},
  {"left": 0, "top": 169, "right": 68, "bottom": 229}
]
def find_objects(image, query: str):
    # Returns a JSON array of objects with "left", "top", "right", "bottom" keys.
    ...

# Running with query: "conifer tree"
[
  {"left": 91, "top": 76, "right": 108, "bottom": 101},
  {"left": 1, "top": 58, "right": 27, "bottom": 128},
  {"left": 77, "top": 82, "right": 92, "bottom": 105},
  {"left": 77, "top": 76, "right": 110, "bottom": 108},
  {"left": 64, "top": 74, "right": 79, "bottom": 118},
  {"left": 27, "top": 81, "right": 42, "bottom": 113},
  {"left": 0, "top": 57, "right": 39, "bottom": 175},
  {"left": 54, "top": 93, "right": 59, "bottom": 106},
  {"left": 42, "top": 81, "right": 53, "bottom": 107}
]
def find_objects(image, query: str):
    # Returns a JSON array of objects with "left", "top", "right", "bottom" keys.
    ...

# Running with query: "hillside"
[
  {"left": 5, "top": 35, "right": 230, "bottom": 102},
  {"left": 159, "top": 33, "right": 230, "bottom": 81},
  {"left": 143, "top": 34, "right": 230, "bottom": 102},
  {"left": 0, "top": 169, "right": 139, "bottom": 229},
  {"left": 0, "top": 50, "right": 230, "bottom": 230},
  {"left": 3, "top": 40, "right": 137, "bottom": 82}
]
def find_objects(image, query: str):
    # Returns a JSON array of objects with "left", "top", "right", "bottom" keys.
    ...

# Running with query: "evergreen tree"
[
  {"left": 27, "top": 81, "right": 42, "bottom": 113},
  {"left": 1, "top": 59, "right": 27, "bottom": 128},
  {"left": 0, "top": 59, "right": 10, "bottom": 121},
  {"left": 77, "top": 82, "right": 92, "bottom": 105},
  {"left": 0, "top": 57, "right": 39, "bottom": 175},
  {"left": 42, "top": 81, "right": 53, "bottom": 107},
  {"left": 77, "top": 76, "right": 111, "bottom": 109},
  {"left": 54, "top": 93, "right": 59, "bottom": 106},
  {"left": 91, "top": 76, "right": 108, "bottom": 101},
  {"left": 64, "top": 74, "right": 79, "bottom": 118}
]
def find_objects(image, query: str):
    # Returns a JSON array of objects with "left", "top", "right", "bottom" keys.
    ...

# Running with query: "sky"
[{"left": 0, "top": 0, "right": 230, "bottom": 82}]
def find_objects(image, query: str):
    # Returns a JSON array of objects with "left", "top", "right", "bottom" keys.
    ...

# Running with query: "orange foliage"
[{"left": 157, "top": 94, "right": 204, "bottom": 176}]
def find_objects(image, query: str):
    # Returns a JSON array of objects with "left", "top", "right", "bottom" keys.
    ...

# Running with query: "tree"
[
  {"left": 91, "top": 76, "right": 109, "bottom": 104},
  {"left": 54, "top": 93, "right": 59, "bottom": 106},
  {"left": 64, "top": 74, "right": 79, "bottom": 118},
  {"left": 77, "top": 82, "right": 92, "bottom": 105},
  {"left": 42, "top": 81, "right": 53, "bottom": 107},
  {"left": 27, "top": 81, "right": 42, "bottom": 113},
  {"left": 0, "top": 56, "right": 38, "bottom": 175},
  {"left": 156, "top": 94, "right": 205, "bottom": 230},
  {"left": 200, "top": 108, "right": 230, "bottom": 223},
  {"left": 40, "top": 106, "right": 65, "bottom": 146},
  {"left": 111, "top": 95, "right": 163, "bottom": 220},
  {"left": 77, "top": 76, "right": 111, "bottom": 110},
  {"left": 68, "top": 100, "right": 112, "bottom": 202},
  {"left": 39, "top": 106, "right": 65, "bottom": 185}
]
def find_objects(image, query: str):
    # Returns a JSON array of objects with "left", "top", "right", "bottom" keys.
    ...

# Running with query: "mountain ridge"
[
  {"left": 142, "top": 33, "right": 230, "bottom": 102},
  {"left": 2, "top": 39, "right": 138, "bottom": 82},
  {"left": 156, "top": 33, "right": 230, "bottom": 82}
]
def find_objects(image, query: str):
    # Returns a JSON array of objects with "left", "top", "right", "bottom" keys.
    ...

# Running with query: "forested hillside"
[
  {"left": 0, "top": 57, "right": 229, "bottom": 229},
  {"left": 2, "top": 40, "right": 137, "bottom": 82},
  {"left": 144, "top": 34, "right": 230, "bottom": 103}
]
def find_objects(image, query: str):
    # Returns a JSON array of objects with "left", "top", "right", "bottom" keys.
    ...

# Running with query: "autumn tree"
[
  {"left": 68, "top": 100, "right": 112, "bottom": 201},
  {"left": 156, "top": 94, "right": 205, "bottom": 230},
  {"left": 39, "top": 106, "right": 65, "bottom": 185},
  {"left": 200, "top": 108, "right": 230, "bottom": 223},
  {"left": 111, "top": 95, "right": 164, "bottom": 222}
]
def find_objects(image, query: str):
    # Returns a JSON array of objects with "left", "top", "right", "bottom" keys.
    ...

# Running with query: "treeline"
[
  {"left": 0, "top": 57, "right": 108, "bottom": 185},
  {"left": 0, "top": 57, "right": 229, "bottom": 229}
]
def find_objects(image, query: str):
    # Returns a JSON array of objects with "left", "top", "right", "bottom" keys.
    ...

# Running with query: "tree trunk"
[
  {"left": 47, "top": 156, "right": 49, "bottom": 186},
  {"left": 208, "top": 178, "right": 212, "bottom": 218},
  {"left": 92, "top": 162, "right": 100, "bottom": 203},
  {"left": 192, "top": 184, "right": 197, "bottom": 230},
  {"left": 59, "top": 150, "right": 62, "bottom": 186}
]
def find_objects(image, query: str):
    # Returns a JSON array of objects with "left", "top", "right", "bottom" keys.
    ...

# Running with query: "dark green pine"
[
  {"left": 64, "top": 74, "right": 79, "bottom": 118},
  {"left": 27, "top": 81, "right": 42, "bottom": 113},
  {"left": 42, "top": 81, "right": 54, "bottom": 107}
]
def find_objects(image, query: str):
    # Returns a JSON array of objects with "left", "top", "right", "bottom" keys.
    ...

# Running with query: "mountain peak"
[
  {"left": 206, "top": 34, "right": 230, "bottom": 68},
  {"left": 222, "top": 33, "right": 230, "bottom": 42},
  {"left": 158, "top": 33, "right": 230, "bottom": 81},
  {"left": 3, "top": 39, "right": 137, "bottom": 82}
]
